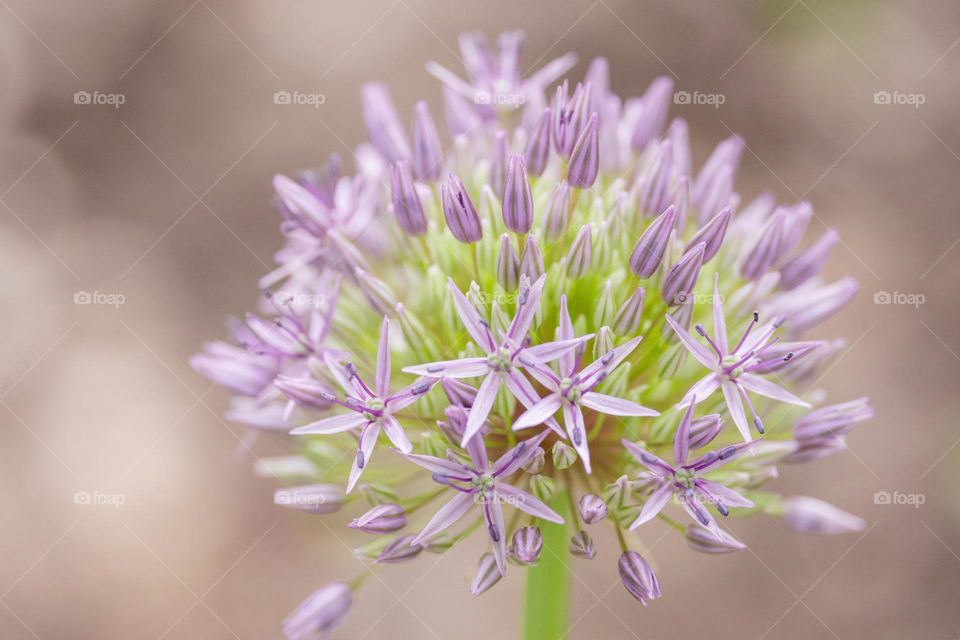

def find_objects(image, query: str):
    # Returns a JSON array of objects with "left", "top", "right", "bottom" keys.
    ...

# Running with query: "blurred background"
[{"left": 1, "top": 0, "right": 958, "bottom": 638}]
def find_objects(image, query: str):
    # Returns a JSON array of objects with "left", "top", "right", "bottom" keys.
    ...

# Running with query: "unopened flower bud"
[
  {"left": 618, "top": 551, "right": 661, "bottom": 605},
  {"left": 662, "top": 242, "right": 706, "bottom": 306},
  {"left": 470, "top": 552, "right": 503, "bottom": 595},
  {"left": 578, "top": 494, "right": 608, "bottom": 524},
  {"left": 782, "top": 496, "right": 866, "bottom": 535},
  {"left": 376, "top": 534, "right": 424, "bottom": 563},
  {"left": 524, "top": 108, "right": 553, "bottom": 177},
  {"left": 685, "top": 524, "right": 746, "bottom": 554},
  {"left": 521, "top": 446, "right": 546, "bottom": 474},
  {"left": 530, "top": 474, "right": 555, "bottom": 502},
  {"left": 567, "top": 113, "right": 599, "bottom": 188},
  {"left": 349, "top": 503, "right": 407, "bottom": 534},
  {"left": 552, "top": 441, "right": 578, "bottom": 470},
  {"left": 441, "top": 173, "right": 483, "bottom": 243},
  {"left": 510, "top": 526, "right": 543, "bottom": 565},
  {"left": 502, "top": 155, "right": 534, "bottom": 233},
  {"left": 411, "top": 101, "right": 443, "bottom": 181},
  {"left": 283, "top": 581, "right": 353, "bottom": 640},
  {"left": 629, "top": 205, "right": 676, "bottom": 278},
  {"left": 569, "top": 530, "right": 596, "bottom": 559}
]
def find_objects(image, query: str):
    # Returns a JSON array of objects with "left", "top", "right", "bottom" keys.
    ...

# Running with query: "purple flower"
[
  {"left": 283, "top": 582, "right": 352, "bottom": 640},
  {"left": 618, "top": 551, "right": 661, "bottom": 605},
  {"left": 502, "top": 155, "right": 534, "bottom": 233},
  {"left": 625, "top": 403, "right": 755, "bottom": 533},
  {"left": 400, "top": 430, "right": 562, "bottom": 573},
  {"left": 404, "top": 275, "right": 588, "bottom": 446},
  {"left": 514, "top": 295, "right": 657, "bottom": 472},
  {"left": 470, "top": 552, "right": 503, "bottom": 595},
  {"left": 510, "top": 526, "right": 543, "bottom": 565},
  {"left": 666, "top": 274, "right": 811, "bottom": 441},
  {"left": 389, "top": 161, "right": 428, "bottom": 236},
  {"left": 441, "top": 173, "right": 483, "bottom": 243},
  {"left": 570, "top": 530, "right": 596, "bottom": 559},
  {"left": 629, "top": 205, "right": 676, "bottom": 278},
  {"left": 685, "top": 523, "right": 746, "bottom": 554},
  {"left": 567, "top": 113, "right": 599, "bottom": 188},
  {"left": 578, "top": 494, "right": 608, "bottom": 524},
  {"left": 291, "top": 317, "right": 437, "bottom": 492},
  {"left": 349, "top": 503, "right": 407, "bottom": 534},
  {"left": 782, "top": 496, "right": 866, "bottom": 534},
  {"left": 411, "top": 101, "right": 443, "bottom": 181}
]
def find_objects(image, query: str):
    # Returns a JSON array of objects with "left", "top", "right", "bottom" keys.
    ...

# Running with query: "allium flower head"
[{"left": 193, "top": 30, "right": 873, "bottom": 635}]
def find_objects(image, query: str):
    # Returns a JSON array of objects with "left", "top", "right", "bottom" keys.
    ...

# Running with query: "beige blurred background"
[{"left": 1, "top": 0, "right": 958, "bottom": 638}]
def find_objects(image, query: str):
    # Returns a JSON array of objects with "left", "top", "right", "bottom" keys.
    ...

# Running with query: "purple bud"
[
  {"left": 638, "top": 141, "right": 673, "bottom": 217},
  {"left": 274, "top": 484, "right": 344, "bottom": 514},
  {"left": 389, "top": 161, "right": 428, "bottom": 236},
  {"left": 520, "top": 235, "right": 545, "bottom": 280},
  {"left": 662, "top": 242, "right": 706, "bottom": 306},
  {"left": 502, "top": 155, "right": 534, "bottom": 233},
  {"left": 376, "top": 534, "right": 424, "bottom": 563},
  {"left": 510, "top": 526, "right": 543, "bottom": 565},
  {"left": 439, "top": 405, "right": 470, "bottom": 444},
  {"left": 688, "top": 414, "right": 723, "bottom": 450},
  {"left": 667, "top": 118, "right": 691, "bottom": 178},
  {"left": 355, "top": 267, "right": 397, "bottom": 315},
  {"left": 618, "top": 551, "right": 661, "bottom": 605},
  {"left": 521, "top": 446, "right": 545, "bottom": 474},
  {"left": 567, "top": 113, "right": 600, "bottom": 188},
  {"left": 741, "top": 207, "right": 787, "bottom": 280},
  {"left": 693, "top": 135, "right": 743, "bottom": 206},
  {"left": 361, "top": 83, "right": 409, "bottom": 163},
  {"left": 631, "top": 76, "right": 673, "bottom": 151},
  {"left": 470, "top": 552, "right": 503, "bottom": 595},
  {"left": 524, "top": 107, "right": 553, "bottom": 177},
  {"left": 274, "top": 375, "right": 336, "bottom": 411},
  {"left": 441, "top": 173, "right": 483, "bottom": 243},
  {"left": 780, "top": 201, "right": 814, "bottom": 256},
  {"left": 784, "top": 435, "right": 847, "bottom": 464},
  {"left": 687, "top": 206, "right": 732, "bottom": 262},
  {"left": 695, "top": 163, "right": 734, "bottom": 225},
  {"left": 780, "top": 229, "right": 839, "bottom": 290},
  {"left": 411, "top": 101, "right": 443, "bottom": 181},
  {"left": 612, "top": 287, "right": 645, "bottom": 335},
  {"left": 784, "top": 277, "right": 859, "bottom": 332},
  {"left": 569, "top": 530, "right": 596, "bottom": 559},
  {"left": 542, "top": 180, "right": 572, "bottom": 240},
  {"left": 565, "top": 224, "right": 593, "bottom": 278},
  {"left": 782, "top": 497, "right": 866, "bottom": 535},
  {"left": 578, "top": 494, "right": 608, "bottom": 525},
  {"left": 629, "top": 205, "right": 676, "bottom": 277},
  {"left": 685, "top": 524, "right": 746, "bottom": 554},
  {"left": 490, "top": 130, "right": 508, "bottom": 198},
  {"left": 553, "top": 82, "right": 592, "bottom": 158},
  {"left": 497, "top": 233, "right": 520, "bottom": 289},
  {"left": 349, "top": 503, "right": 407, "bottom": 534},
  {"left": 794, "top": 398, "right": 873, "bottom": 440},
  {"left": 441, "top": 378, "right": 478, "bottom": 407},
  {"left": 283, "top": 581, "right": 352, "bottom": 639}
]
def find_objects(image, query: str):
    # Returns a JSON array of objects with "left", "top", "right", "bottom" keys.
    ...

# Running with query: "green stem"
[{"left": 524, "top": 490, "right": 571, "bottom": 640}]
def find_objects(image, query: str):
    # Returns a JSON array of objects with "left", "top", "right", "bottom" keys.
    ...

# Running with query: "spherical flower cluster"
[{"left": 192, "top": 30, "right": 873, "bottom": 638}]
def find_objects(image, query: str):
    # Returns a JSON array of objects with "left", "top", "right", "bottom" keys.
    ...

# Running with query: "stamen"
[
  {"left": 731, "top": 312, "right": 759, "bottom": 355},
  {"left": 736, "top": 383, "right": 765, "bottom": 435},
  {"left": 696, "top": 324, "right": 724, "bottom": 363}
]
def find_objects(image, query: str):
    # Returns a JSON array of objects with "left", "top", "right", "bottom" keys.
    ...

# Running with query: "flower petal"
[
  {"left": 679, "top": 373, "right": 721, "bottom": 407},
  {"left": 521, "top": 336, "right": 592, "bottom": 365},
  {"left": 376, "top": 317, "right": 391, "bottom": 397},
  {"left": 721, "top": 380, "right": 752, "bottom": 442},
  {"left": 497, "top": 484, "right": 564, "bottom": 524},
  {"left": 411, "top": 491, "right": 476, "bottom": 545},
  {"left": 738, "top": 373, "right": 810, "bottom": 407},
  {"left": 503, "top": 371, "right": 563, "bottom": 436},
  {"left": 621, "top": 439, "right": 674, "bottom": 477},
  {"left": 291, "top": 411, "right": 368, "bottom": 435},
  {"left": 580, "top": 335, "right": 643, "bottom": 382},
  {"left": 557, "top": 295, "right": 576, "bottom": 375},
  {"left": 403, "top": 357, "right": 489, "bottom": 379},
  {"left": 484, "top": 498, "right": 507, "bottom": 573},
  {"left": 695, "top": 479, "right": 754, "bottom": 509},
  {"left": 506, "top": 273, "right": 547, "bottom": 342},
  {"left": 629, "top": 481, "right": 673, "bottom": 530},
  {"left": 449, "top": 278, "right": 496, "bottom": 351},
  {"left": 462, "top": 374, "right": 500, "bottom": 446},
  {"left": 712, "top": 273, "right": 728, "bottom": 353},
  {"left": 491, "top": 429, "right": 550, "bottom": 478},
  {"left": 382, "top": 416, "right": 412, "bottom": 454},
  {"left": 513, "top": 394, "right": 562, "bottom": 431},
  {"left": 664, "top": 314, "right": 716, "bottom": 369},
  {"left": 561, "top": 401, "right": 591, "bottom": 473},
  {"left": 674, "top": 402, "right": 695, "bottom": 466},
  {"left": 347, "top": 422, "right": 381, "bottom": 493},
  {"left": 580, "top": 392, "right": 659, "bottom": 417}
]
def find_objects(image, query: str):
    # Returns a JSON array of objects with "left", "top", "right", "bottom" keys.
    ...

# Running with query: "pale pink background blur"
[{"left": 1, "top": 1, "right": 958, "bottom": 638}]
